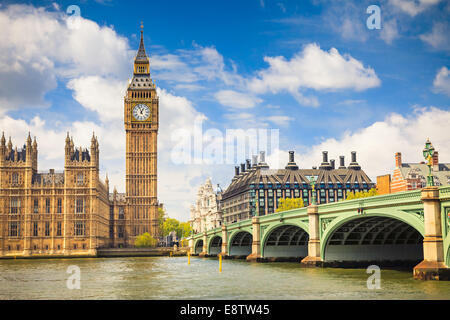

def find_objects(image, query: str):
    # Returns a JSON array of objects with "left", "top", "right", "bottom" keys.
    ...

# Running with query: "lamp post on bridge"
[
  {"left": 414, "top": 139, "right": 450, "bottom": 280},
  {"left": 309, "top": 176, "right": 317, "bottom": 206},
  {"left": 423, "top": 139, "right": 435, "bottom": 187}
]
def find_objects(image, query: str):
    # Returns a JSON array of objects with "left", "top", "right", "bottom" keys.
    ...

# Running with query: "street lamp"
[
  {"left": 309, "top": 176, "right": 317, "bottom": 205},
  {"left": 423, "top": 139, "right": 435, "bottom": 187}
]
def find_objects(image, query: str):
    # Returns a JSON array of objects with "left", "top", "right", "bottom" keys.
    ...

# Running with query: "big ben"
[{"left": 124, "top": 23, "right": 159, "bottom": 239}]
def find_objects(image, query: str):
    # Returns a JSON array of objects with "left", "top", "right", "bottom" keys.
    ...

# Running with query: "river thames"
[{"left": 1, "top": 256, "right": 450, "bottom": 300}]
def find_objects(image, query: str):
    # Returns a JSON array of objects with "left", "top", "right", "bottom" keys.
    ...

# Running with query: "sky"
[{"left": 0, "top": 0, "right": 449, "bottom": 221}]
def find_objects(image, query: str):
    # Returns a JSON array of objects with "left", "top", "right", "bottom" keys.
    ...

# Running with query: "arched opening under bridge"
[
  {"left": 209, "top": 236, "right": 222, "bottom": 255},
  {"left": 194, "top": 239, "right": 203, "bottom": 254},
  {"left": 229, "top": 231, "right": 252, "bottom": 257},
  {"left": 324, "top": 216, "right": 423, "bottom": 267},
  {"left": 263, "top": 225, "right": 309, "bottom": 260}
]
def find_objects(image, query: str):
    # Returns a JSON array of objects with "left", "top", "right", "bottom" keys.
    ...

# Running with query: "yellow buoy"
[
  {"left": 188, "top": 251, "right": 190, "bottom": 265},
  {"left": 219, "top": 254, "right": 222, "bottom": 273}
]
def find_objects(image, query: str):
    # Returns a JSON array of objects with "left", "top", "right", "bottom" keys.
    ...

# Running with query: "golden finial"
[{"left": 140, "top": 21, "right": 144, "bottom": 32}]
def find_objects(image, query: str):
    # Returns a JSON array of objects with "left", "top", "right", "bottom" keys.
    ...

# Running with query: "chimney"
[
  {"left": 260, "top": 151, "right": 265, "bottom": 163},
  {"left": 339, "top": 156, "right": 345, "bottom": 169},
  {"left": 246, "top": 159, "right": 251, "bottom": 171},
  {"left": 330, "top": 159, "right": 335, "bottom": 170},
  {"left": 395, "top": 152, "right": 402, "bottom": 168},
  {"left": 49, "top": 169, "right": 55, "bottom": 174},
  {"left": 285, "top": 150, "right": 298, "bottom": 170},
  {"left": 433, "top": 151, "right": 439, "bottom": 172},
  {"left": 234, "top": 166, "right": 239, "bottom": 176},
  {"left": 323, "top": 151, "right": 328, "bottom": 163},
  {"left": 258, "top": 151, "right": 269, "bottom": 169},
  {"left": 348, "top": 151, "right": 361, "bottom": 170},
  {"left": 252, "top": 155, "right": 258, "bottom": 168},
  {"left": 319, "top": 151, "right": 332, "bottom": 170},
  {"left": 240, "top": 163, "right": 246, "bottom": 174}
]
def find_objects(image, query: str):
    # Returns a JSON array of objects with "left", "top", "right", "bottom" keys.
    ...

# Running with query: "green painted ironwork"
[{"left": 190, "top": 186, "right": 450, "bottom": 264}]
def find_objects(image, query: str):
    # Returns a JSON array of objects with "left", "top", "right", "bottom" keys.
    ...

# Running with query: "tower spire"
[{"left": 135, "top": 21, "right": 148, "bottom": 62}]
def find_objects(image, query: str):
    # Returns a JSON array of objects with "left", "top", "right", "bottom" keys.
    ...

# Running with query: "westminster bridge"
[{"left": 189, "top": 186, "right": 450, "bottom": 280}]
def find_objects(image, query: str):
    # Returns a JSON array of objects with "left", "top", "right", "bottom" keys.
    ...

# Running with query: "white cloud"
[
  {"left": 0, "top": 4, "right": 133, "bottom": 112},
  {"left": 263, "top": 115, "right": 293, "bottom": 127},
  {"left": 380, "top": 19, "right": 399, "bottom": 44},
  {"left": 389, "top": 0, "right": 441, "bottom": 16},
  {"left": 267, "top": 107, "right": 450, "bottom": 181},
  {"left": 214, "top": 90, "right": 262, "bottom": 109},
  {"left": 420, "top": 22, "right": 450, "bottom": 52},
  {"left": 152, "top": 46, "right": 244, "bottom": 87},
  {"left": 433, "top": 66, "right": 450, "bottom": 96},
  {"left": 339, "top": 18, "right": 368, "bottom": 42},
  {"left": 248, "top": 43, "right": 380, "bottom": 106},
  {"left": 67, "top": 76, "right": 127, "bottom": 121}
]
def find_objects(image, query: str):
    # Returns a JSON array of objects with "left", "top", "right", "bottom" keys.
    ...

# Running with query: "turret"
[
  {"left": 0, "top": 132, "right": 6, "bottom": 162},
  {"left": 65, "top": 132, "right": 72, "bottom": 162},
  {"left": 25, "top": 132, "right": 32, "bottom": 165},
  {"left": 90, "top": 132, "right": 99, "bottom": 167},
  {"left": 105, "top": 173, "right": 109, "bottom": 191},
  {"left": 7, "top": 137, "right": 12, "bottom": 153}
]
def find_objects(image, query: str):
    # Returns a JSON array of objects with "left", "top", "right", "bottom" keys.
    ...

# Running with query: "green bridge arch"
[
  {"left": 260, "top": 221, "right": 309, "bottom": 258},
  {"left": 227, "top": 227, "right": 253, "bottom": 256},
  {"left": 320, "top": 210, "right": 425, "bottom": 261},
  {"left": 207, "top": 234, "right": 222, "bottom": 255}
]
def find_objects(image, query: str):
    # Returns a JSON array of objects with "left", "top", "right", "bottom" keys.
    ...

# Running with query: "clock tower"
[{"left": 124, "top": 23, "right": 159, "bottom": 239}]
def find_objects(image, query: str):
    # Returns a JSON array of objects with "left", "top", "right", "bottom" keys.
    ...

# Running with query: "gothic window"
[
  {"left": 74, "top": 221, "right": 85, "bottom": 236},
  {"left": 33, "top": 199, "right": 39, "bottom": 213},
  {"left": 45, "top": 222, "right": 50, "bottom": 236},
  {"left": 286, "top": 189, "right": 291, "bottom": 198},
  {"left": 9, "top": 222, "right": 19, "bottom": 237},
  {"left": 57, "top": 198, "right": 62, "bottom": 213},
  {"left": 77, "top": 173, "right": 84, "bottom": 185},
  {"left": 11, "top": 172, "right": 18, "bottom": 185},
  {"left": 45, "top": 198, "right": 51, "bottom": 213},
  {"left": 119, "top": 207, "right": 125, "bottom": 219},
  {"left": 76, "top": 198, "right": 84, "bottom": 214},
  {"left": 57, "top": 222, "right": 62, "bottom": 236},
  {"left": 10, "top": 197, "right": 20, "bottom": 214},
  {"left": 33, "top": 222, "right": 38, "bottom": 237}
]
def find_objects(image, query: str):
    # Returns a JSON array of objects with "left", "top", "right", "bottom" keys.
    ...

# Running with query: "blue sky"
[{"left": 0, "top": 0, "right": 449, "bottom": 220}]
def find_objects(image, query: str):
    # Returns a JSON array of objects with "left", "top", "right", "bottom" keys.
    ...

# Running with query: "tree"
[
  {"left": 162, "top": 218, "right": 180, "bottom": 237},
  {"left": 157, "top": 208, "right": 166, "bottom": 236},
  {"left": 135, "top": 232, "right": 157, "bottom": 248},
  {"left": 178, "top": 222, "right": 192, "bottom": 239},
  {"left": 345, "top": 188, "right": 378, "bottom": 200},
  {"left": 276, "top": 198, "right": 304, "bottom": 212}
]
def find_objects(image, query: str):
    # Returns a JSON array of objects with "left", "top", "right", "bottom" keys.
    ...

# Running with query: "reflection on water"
[{"left": 1, "top": 256, "right": 450, "bottom": 300}]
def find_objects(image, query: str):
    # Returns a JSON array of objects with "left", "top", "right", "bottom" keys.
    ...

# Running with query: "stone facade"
[
  {"left": 0, "top": 133, "right": 110, "bottom": 257},
  {"left": 221, "top": 151, "right": 375, "bottom": 224},
  {"left": 190, "top": 178, "right": 222, "bottom": 233}
]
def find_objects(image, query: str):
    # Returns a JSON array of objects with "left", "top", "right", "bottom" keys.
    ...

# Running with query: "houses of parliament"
[{"left": 0, "top": 26, "right": 159, "bottom": 257}]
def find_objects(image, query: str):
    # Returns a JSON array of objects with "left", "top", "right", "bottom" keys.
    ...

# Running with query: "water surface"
[{"left": 1, "top": 257, "right": 449, "bottom": 299}]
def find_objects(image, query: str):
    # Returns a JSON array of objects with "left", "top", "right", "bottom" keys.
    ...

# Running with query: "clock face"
[{"left": 133, "top": 104, "right": 150, "bottom": 121}]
